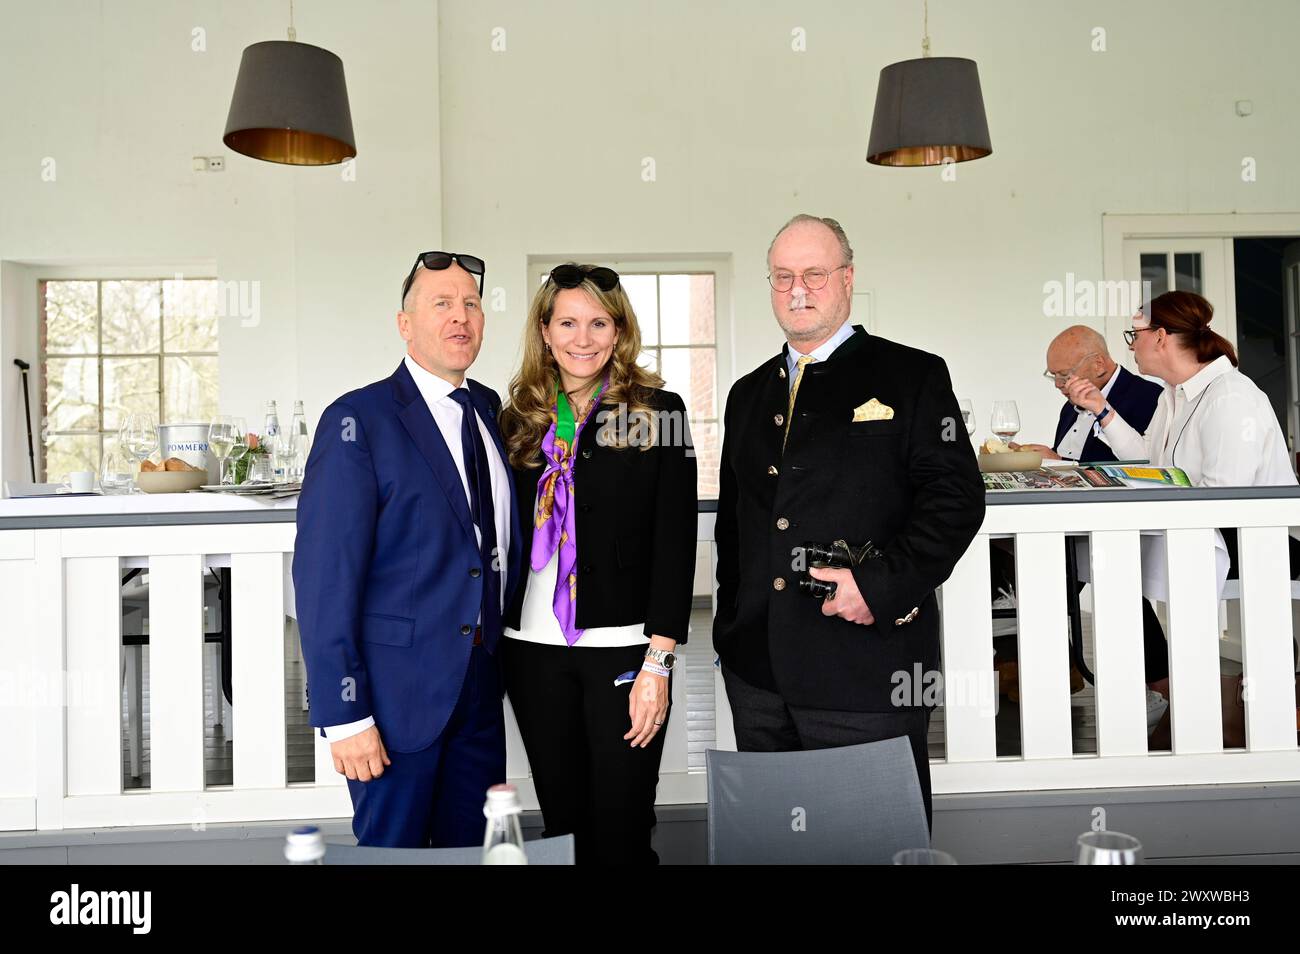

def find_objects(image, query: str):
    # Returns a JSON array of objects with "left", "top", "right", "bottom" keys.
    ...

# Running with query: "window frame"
[{"left": 38, "top": 265, "right": 220, "bottom": 481}]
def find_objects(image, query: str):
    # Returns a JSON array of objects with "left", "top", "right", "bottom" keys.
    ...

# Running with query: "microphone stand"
[{"left": 13, "top": 359, "right": 36, "bottom": 481}]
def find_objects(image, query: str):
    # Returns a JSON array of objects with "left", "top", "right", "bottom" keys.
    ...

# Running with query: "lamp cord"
[
  {"left": 921, "top": 0, "right": 931, "bottom": 57},
  {"left": 287, "top": 0, "right": 297, "bottom": 41}
]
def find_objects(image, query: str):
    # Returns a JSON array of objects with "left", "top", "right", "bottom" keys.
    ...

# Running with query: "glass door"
[
  {"left": 1118, "top": 237, "right": 1235, "bottom": 377},
  {"left": 1284, "top": 241, "right": 1300, "bottom": 457}
]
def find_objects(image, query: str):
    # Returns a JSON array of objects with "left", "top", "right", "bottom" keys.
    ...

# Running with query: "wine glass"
[
  {"left": 100, "top": 448, "right": 132, "bottom": 495},
  {"left": 958, "top": 399, "right": 975, "bottom": 437},
  {"left": 208, "top": 416, "right": 244, "bottom": 486},
  {"left": 1075, "top": 831, "right": 1143, "bottom": 865},
  {"left": 119, "top": 412, "right": 159, "bottom": 493},
  {"left": 274, "top": 430, "right": 297, "bottom": 484},
  {"left": 990, "top": 400, "right": 1021, "bottom": 446}
]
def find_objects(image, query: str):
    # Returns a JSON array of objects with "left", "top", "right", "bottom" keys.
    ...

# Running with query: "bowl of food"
[
  {"left": 977, "top": 437, "right": 1043, "bottom": 473},
  {"left": 135, "top": 457, "right": 208, "bottom": 493}
]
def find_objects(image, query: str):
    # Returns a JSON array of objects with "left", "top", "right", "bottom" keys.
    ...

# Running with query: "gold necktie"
[{"left": 783, "top": 355, "right": 815, "bottom": 449}]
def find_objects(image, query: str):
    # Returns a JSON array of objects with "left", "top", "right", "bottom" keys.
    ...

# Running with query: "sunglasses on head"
[
  {"left": 548, "top": 263, "right": 620, "bottom": 292},
  {"left": 401, "top": 251, "right": 486, "bottom": 307}
]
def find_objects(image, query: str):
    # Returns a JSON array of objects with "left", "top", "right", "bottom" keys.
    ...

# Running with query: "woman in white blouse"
[
  {"left": 1065, "top": 291, "right": 1294, "bottom": 488},
  {"left": 1065, "top": 290, "right": 1297, "bottom": 732}
]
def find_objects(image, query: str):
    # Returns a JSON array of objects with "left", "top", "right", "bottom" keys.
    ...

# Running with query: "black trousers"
[
  {"left": 721, "top": 663, "right": 935, "bottom": 831},
  {"left": 500, "top": 637, "right": 669, "bottom": 865}
]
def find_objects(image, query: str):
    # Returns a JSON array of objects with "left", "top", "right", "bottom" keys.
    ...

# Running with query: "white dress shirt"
[
  {"left": 1055, "top": 364, "right": 1120, "bottom": 461},
  {"left": 323, "top": 354, "right": 513, "bottom": 743},
  {"left": 1091, "top": 356, "right": 1294, "bottom": 604},
  {"left": 784, "top": 319, "right": 857, "bottom": 389},
  {"left": 1099, "top": 355, "right": 1296, "bottom": 487}
]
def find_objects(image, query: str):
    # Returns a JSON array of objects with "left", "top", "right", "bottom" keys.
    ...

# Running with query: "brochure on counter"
[{"left": 982, "top": 464, "right": 1193, "bottom": 492}]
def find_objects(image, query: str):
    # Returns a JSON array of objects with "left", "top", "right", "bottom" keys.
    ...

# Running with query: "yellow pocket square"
[{"left": 852, "top": 398, "right": 894, "bottom": 422}]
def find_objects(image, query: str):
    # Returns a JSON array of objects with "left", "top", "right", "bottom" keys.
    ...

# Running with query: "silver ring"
[{"left": 653, "top": 721, "right": 664, "bottom": 726}]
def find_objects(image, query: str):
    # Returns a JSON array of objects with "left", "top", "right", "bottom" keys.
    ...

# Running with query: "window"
[
  {"left": 529, "top": 262, "right": 724, "bottom": 498},
  {"left": 1139, "top": 250, "right": 1204, "bottom": 297},
  {"left": 40, "top": 278, "right": 220, "bottom": 481}
]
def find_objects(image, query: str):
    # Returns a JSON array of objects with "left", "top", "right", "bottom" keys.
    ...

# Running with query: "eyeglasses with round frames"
[{"left": 767, "top": 264, "right": 848, "bottom": 293}]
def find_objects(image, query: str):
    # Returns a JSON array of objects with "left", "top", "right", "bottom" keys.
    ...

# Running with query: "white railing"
[
  {"left": 2, "top": 492, "right": 1298, "bottom": 833},
  {"left": 929, "top": 495, "right": 1300, "bottom": 793}
]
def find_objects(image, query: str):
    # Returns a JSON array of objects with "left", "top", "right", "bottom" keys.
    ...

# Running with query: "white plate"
[{"left": 977, "top": 451, "right": 1043, "bottom": 473}]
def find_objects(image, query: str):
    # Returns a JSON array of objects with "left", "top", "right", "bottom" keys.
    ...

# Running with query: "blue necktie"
[{"left": 448, "top": 389, "right": 501, "bottom": 642}]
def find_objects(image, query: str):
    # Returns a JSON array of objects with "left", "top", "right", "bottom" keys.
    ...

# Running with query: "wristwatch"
[
  {"left": 1095, "top": 404, "right": 1112, "bottom": 422},
  {"left": 645, "top": 647, "right": 677, "bottom": 671}
]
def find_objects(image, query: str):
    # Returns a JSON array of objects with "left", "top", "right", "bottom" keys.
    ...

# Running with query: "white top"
[
  {"left": 1099, "top": 356, "right": 1297, "bottom": 487},
  {"left": 504, "top": 493, "right": 649, "bottom": 647},
  {"left": 1055, "top": 364, "right": 1120, "bottom": 461},
  {"left": 504, "top": 550, "right": 649, "bottom": 647},
  {"left": 324, "top": 355, "right": 513, "bottom": 743}
]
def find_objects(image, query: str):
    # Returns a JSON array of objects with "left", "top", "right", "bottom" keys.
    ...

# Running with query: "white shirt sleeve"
[
  {"left": 322, "top": 715, "right": 376, "bottom": 742},
  {"left": 1193, "top": 393, "right": 1270, "bottom": 487},
  {"left": 1097, "top": 408, "right": 1151, "bottom": 460}
]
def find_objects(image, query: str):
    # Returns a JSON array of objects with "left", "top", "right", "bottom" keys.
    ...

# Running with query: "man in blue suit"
[
  {"left": 293, "top": 251, "right": 520, "bottom": 848},
  {"left": 997, "top": 324, "right": 1165, "bottom": 697},
  {"left": 1013, "top": 325, "right": 1161, "bottom": 463}
]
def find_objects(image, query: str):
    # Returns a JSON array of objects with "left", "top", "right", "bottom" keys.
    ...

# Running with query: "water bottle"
[
  {"left": 482, "top": 784, "right": 527, "bottom": 864},
  {"left": 290, "top": 400, "right": 310, "bottom": 482},
  {"left": 262, "top": 401, "right": 282, "bottom": 480},
  {"left": 284, "top": 825, "right": 325, "bottom": 864}
]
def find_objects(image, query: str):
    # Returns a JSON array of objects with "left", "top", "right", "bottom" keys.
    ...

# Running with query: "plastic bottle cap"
[
  {"left": 284, "top": 825, "right": 326, "bottom": 863},
  {"left": 484, "top": 783, "right": 522, "bottom": 817}
]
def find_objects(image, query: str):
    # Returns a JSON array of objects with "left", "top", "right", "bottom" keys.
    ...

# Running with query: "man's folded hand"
[{"left": 331, "top": 725, "right": 392, "bottom": 782}]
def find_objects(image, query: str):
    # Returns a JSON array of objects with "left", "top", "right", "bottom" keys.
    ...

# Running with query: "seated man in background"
[
  {"left": 1012, "top": 324, "right": 1162, "bottom": 463},
  {"left": 992, "top": 324, "right": 1163, "bottom": 704}
]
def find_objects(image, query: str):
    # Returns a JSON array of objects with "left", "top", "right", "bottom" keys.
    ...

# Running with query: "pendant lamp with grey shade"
[
  {"left": 223, "top": 2, "right": 356, "bottom": 166},
  {"left": 866, "top": 2, "right": 991, "bottom": 167}
]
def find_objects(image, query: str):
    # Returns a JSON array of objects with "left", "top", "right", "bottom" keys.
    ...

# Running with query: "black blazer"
[
  {"left": 1051, "top": 365, "right": 1162, "bottom": 462},
  {"left": 503, "top": 387, "right": 697, "bottom": 643},
  {"left": 713, "top": 326, "right": 985, "bottom": 711}
]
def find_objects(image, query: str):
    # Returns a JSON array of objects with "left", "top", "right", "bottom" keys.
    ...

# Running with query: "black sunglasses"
[
  {"left": 548, "top": 263, "right": 620, "bottom": 292},
  {"left": 401, "top": 251, "right": 486, "bottom": 306}
]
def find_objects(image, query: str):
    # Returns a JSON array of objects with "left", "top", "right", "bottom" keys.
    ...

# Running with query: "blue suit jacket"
[
  {"left": 292, "top": 360, "right": 521, "bottom": 753},
  {"left": 1052, "top": 365, "right": 1162, "bottom": 463}
]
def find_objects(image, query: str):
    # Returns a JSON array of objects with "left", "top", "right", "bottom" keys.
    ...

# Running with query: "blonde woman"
[{"left": 499, "top": 263, "right": 696, "bottom": 865}]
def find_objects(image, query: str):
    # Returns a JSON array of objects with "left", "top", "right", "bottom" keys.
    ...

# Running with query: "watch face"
[{"left": 663, "top": 653, "right": 676, "bottom": 669}]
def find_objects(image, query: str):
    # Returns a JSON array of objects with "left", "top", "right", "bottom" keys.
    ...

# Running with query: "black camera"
[{"left": 793, "top": 539, "right": 883, "bottom": 599}]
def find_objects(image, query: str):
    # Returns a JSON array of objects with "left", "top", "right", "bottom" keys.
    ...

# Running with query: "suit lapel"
[
  {"left": 799, "top": 326, "right": 870, "bottom": 425},
  {"left": 468, "top": 384, "right": 510, "bottom": 475},
  {"left": 1108, "top": 366, "right": 1133, "bottom": 408},
  {"left": 391, "top": 362, "right": 476, "bottom": 544},
  {"left": 468, "top": 383, "right": 523, "bottom": 605}
]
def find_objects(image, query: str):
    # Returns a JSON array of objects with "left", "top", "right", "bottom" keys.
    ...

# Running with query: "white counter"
[{"left": 0, "top": 491, "right": 297, "bottom": 527}]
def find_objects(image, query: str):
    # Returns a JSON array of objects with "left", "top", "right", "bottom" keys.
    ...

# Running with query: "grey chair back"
[
  {"left": 707, "top": 737, "right": 929, "bottom": 864},
  {"left": 323, "top": 833, "right": 575, "bottom": 865}
]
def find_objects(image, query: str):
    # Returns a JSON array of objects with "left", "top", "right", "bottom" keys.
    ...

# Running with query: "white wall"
[
  {"left": 5, "top": 0, "right": 1300, "bottom": 487},
  {"left": 0, "top": 0, "right": 442, "bottom": 485},
  {"left": 438, "top": 0, "right": 1300, "bottom": 446}
]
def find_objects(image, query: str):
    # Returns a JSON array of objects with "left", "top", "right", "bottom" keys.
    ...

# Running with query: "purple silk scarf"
[{"left": 531, "top": 381, "right": 606, "bottom": 645}]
